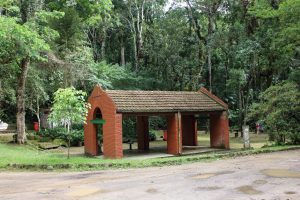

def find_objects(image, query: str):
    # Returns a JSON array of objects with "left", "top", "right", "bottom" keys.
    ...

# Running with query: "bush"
[
  {"left": 149, "top": 116, "right": 167, "bottom": 130},
  {"left": 70, "top": 130, "right": 84, "bottom": 146},
  {"left": 36, "top": 127, "right": 84, "bottom": 146},
  {"left": 72, "top": 123, "right": 84, "bottom": 131},
  {"left": 123, "top": 117, "right": 137, "bottom": 143},
  {"left": 37, "top": 127, "right": 66, "bottom": 140},
  {"left": 248, "top": 81, "right": 300, "bottom": 145},
  {"left": 38, "top": 137, "right": 52, "bottom": 143},
  {"left": 149, "top": 132, "right": 157, "bottom": 141}
]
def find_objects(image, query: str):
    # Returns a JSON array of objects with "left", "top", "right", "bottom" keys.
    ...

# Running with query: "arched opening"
[{"left": 91, "top": 107, "right": 105, "bottom": 155}]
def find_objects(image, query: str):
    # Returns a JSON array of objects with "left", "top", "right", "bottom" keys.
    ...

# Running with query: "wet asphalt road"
[{"left": 0, "top": 150, "right": 299, "bottom": 200}]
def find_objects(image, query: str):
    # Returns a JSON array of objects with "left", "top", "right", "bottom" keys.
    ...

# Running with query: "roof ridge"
[
  {"left": 198, "top": 87, "right": 228, "bottom": 109},
  {"left": 106, "top": 89, "right": 198, "bottom": 92}
]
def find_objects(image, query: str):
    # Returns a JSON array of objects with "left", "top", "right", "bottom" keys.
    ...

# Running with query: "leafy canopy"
[
  {"left": 48, "top": 87, "right": 90, "bottom": 126},
  {"left": 248, "top": 81, "right": 300, "bottom": 144},
  {"left": 0, "top": 17, "right": 49, "bottom": 64}
]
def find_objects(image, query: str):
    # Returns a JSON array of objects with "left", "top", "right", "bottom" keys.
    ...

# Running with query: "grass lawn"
[{"left": 0, "top": 131, "right": 298, "bottom": 171}]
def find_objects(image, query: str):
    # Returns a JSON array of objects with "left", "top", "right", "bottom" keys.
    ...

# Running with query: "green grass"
[
  {"left": 0, "top": 132, "right": 299, "bottom": 171},
  {"left": 0, "top": 143, "right": 101, "bottom": 166},
  {"left": 0, "top": 142, "right": 299, "bottom": 171}
]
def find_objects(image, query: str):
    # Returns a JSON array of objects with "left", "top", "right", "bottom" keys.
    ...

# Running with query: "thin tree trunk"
[
  {"left": 185, "top": 0, "right": 206, "bottom": 81},
  {"left": 101, "top": 31, "right": 106, "bottom": 60},
  {"left": 136, "top": 0, "right": 145, "bottom": 62},
  {"left": 133, "top": 34, "right": 138, "bottom": 71},
  {"left": 67, "top": 122, "right": 70, "bottom": 159},
  {"left": 35, "top": 96, "right": 40, "bottom": 129},
  {"left": 121, "top": 42, "right": 125, "bottom": 66},
  {"left": 238, "top": 87, "right": 243, "bottom": 136},
  {"left": 207, "top": 9, "right": 215, "bottom": 93},
  {"left": 208, "top": 47, "right": 212, "bottom": 92},
  {"left": 16, "top": 57, "right": 30, "bottom": 144},
  {"left": 121, "top": 46, "right": 125, "bottom": 66}
]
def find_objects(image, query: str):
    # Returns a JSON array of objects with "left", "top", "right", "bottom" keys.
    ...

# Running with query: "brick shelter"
[{"left": 84, "top": 85, "right": 230, "bottom": 159}]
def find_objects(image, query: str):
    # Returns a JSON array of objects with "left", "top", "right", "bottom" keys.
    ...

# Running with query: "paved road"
[{"left": 0, "top": 150, "right": 299, "bottom": 200}]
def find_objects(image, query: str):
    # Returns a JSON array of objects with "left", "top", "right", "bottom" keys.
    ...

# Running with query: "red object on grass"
[
  {"left": 163, "top": 130, "right": 167, "bottom": 141},
  {"left": 33, "top": 122, "right": 39, "bottom": 132}
]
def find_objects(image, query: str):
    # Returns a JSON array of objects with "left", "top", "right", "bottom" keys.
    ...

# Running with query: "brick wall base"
[
  {"left": 210, "top": 111, "right": 230, "bottom": 149},
  {"left": 167, "top": 113, "right": 182, "bottom": 155},
  {"left": 137, "top": 116, "right": 149, "bottom": 150},
  {"left": 182, "top": 115, "right": 198, "bottom": 146}
]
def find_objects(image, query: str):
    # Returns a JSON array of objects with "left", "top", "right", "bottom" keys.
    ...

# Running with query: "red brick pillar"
[
  {"left": 136, "top": 116, "right": 149, "bottom": 150},
  {"left": 210, "top": 111, "right": 230, "bottom": 149},
  {"left": 167, "top": 113, "right": 182, "bottom": 155},
  {"left": 182, "top": 115, "right": 198, "bottom": 146},
  {"left": 103, "top": 113, "right": 123, "bottom": 159}
]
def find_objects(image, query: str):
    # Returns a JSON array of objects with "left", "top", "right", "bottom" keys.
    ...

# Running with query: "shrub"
[
  {"left": 248, "top": 81, "right": 300, "bottom": 145},
  {"left": 149, "top": 116, "right": 167, "bottom": 130},
  {"left": 123, "top": 117, "right": 137, "bottom": 143},
  {"left": 70, "top": 130, "right": 84, "bottom": 146},
  {"left": 149, "top": 132, "right": 157, "bottom": 141},
  {"left": 36, "top": 127, "right": 84, "bottom": 146},
  {"left": 37, "top": 127, "right": 66, "bottom": 140},
  {"left": 72, "top": 123, "right": 84, "bottom": 131}
]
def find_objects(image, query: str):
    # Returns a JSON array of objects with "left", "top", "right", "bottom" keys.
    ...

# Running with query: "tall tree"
[{"left": 0, "top": 16, "right": 50, "bottom": 143}]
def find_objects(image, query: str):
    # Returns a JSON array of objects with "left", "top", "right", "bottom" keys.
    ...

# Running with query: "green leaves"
[
  {"left": 0, "top": 17, "right": 49, "bottom": 64},
  {"left": 248, "top": 81, "right": 300, "bottom": 144},
  {"left": 48, "top": 87, "right": 90, "bottom": 125}
]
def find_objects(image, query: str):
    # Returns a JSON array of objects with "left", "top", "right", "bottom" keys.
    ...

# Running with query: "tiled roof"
[{"left": 106, "top": 88, "right": 227, "bottom": 113}]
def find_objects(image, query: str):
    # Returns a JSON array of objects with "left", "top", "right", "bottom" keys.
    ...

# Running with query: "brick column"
[
  {"left": 210, "top": 111, "right": 230, "bottom": 149},
  {"left": 167, "top": 113, "right": 182, "bottom": 155},
  {"left": 182, "top": 115, "right": 198, "bottom": 146},
  {"left": 136, "top": 116, "right": 149, "bottom": 150},
  {"left": 103, "top": 113, "right": 123, "bottom": 159}
]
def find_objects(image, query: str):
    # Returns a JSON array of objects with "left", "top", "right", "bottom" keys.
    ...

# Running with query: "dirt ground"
[{"left": 0, "top": 150, "right": 299, "bottom": 200}]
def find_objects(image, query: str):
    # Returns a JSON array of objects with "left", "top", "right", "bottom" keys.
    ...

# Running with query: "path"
[{"left": 0, "top": 150, "right": 299, "bottom": 200}]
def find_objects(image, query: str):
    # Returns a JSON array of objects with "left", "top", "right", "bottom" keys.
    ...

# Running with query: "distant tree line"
[{"left": 0, "top": 0, "right": 299, "bottom": 144}]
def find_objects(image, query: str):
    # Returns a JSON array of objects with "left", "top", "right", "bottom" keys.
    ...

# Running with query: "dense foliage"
[
  {"left": 248, "top": 82, "right": 300, "bottom": 144},
  {"left": 34, "top": 127, "right": 84, "bottom": 146},
  {"left": 0, "top": 0, "right": 299, "bottom": 144}
]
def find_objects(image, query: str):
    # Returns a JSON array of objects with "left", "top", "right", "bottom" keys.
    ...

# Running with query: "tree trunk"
[
  {"left": 101, "top": 38, "right": 106, "bottom": 60},
  {"left": 36, "top": 96, "right": 41, "bottom": 129},
  {"left": 133, "top": 34, "right": 138, "bottom": 71},
  {"left": 67, "top": 122, "right": 71, "bottom": 159},
  {"left": 16, "top": 58, "right": 30, "bottom": 144},
  {"left": 207, "top": 9, "right": 215, "bottom": 93},
  {"left": 121, "top": 44, "right": 125, "bottom": 66},
  {"left": 238, "top": 87, "right": 243, "bottom": 136},
  {"left": 208, "top": 47, "right": 212, "bottom": 92},
  {"left": 137, "top": 30, "right": 143, "bottom": 59},
  {"left": 17, "top": 2, "right": 30, "bottom": 144}
]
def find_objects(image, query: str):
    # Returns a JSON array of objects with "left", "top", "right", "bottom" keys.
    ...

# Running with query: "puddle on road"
[
  {"left": 67, "top": 188, "right": 109, "bottom": 197},
  {"left": 146, "top": 188, "right": 158, "bottom": 193},
  {"left": 191, "top": 171, "right": 234, "bottom": 180},
  {"left": 195, "top": 186, "right": 223, "bottom": 191},
  {"left": 285, "top": 191, "right": 296, "bottom": 195},
  {"left": 66, "top": 172, "right": 104, "bottom": 180},
  {"left": 253, "top": 180, "right": 268, "bottom": 185},
  {"left": 236, "top": 185, "right": 263, "bottom": 195},
  {"left": 261, "top": 169, "right": 300, "bottom": 178}
]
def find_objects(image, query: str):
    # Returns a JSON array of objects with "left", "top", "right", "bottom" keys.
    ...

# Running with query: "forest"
[{"left": 0, "top": 0, "right": 299, "bottom": 145}]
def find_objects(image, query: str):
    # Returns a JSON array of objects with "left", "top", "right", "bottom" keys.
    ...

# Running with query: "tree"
[
  {"left": 248, "top": 81, "right": 300, "bottom": 144},
  {"left": 1, "top": 0, "right": 299, "bottom": 139},
  {"left": 0, "top": 16, "right": 50, "bottom": 143},
  {"left": 48, "top": 87, "right": 90, "bottom": 158}
]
